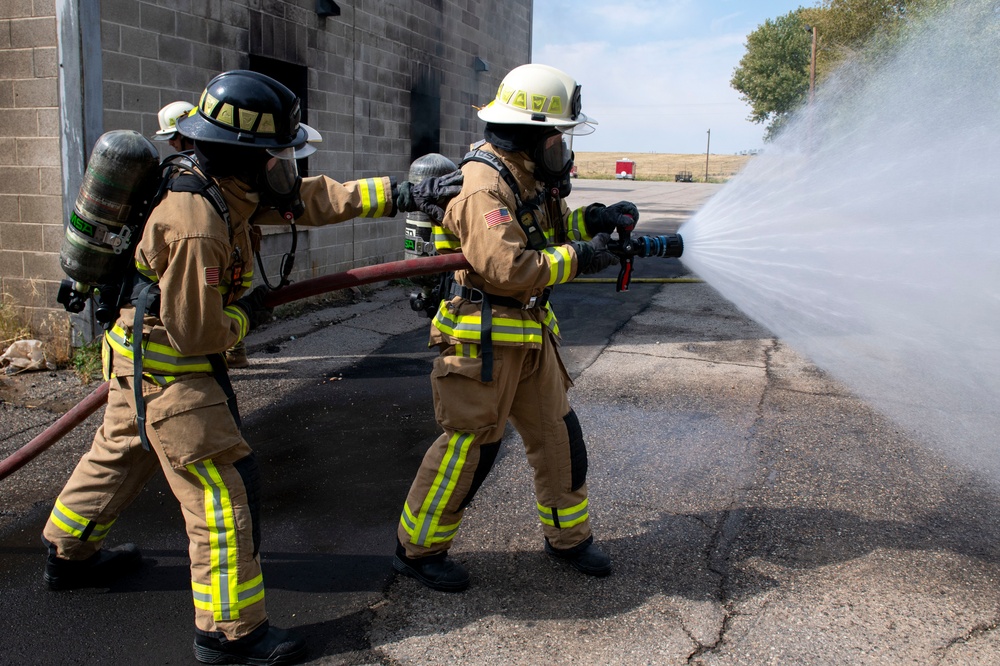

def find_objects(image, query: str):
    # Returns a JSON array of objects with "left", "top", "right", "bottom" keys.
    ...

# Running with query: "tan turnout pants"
[
  {"left": 43, "top": 375, "right": 267, "bottom": 640},
  {"left": 398, "top": 328, "right": 592, "bottom": 557}
]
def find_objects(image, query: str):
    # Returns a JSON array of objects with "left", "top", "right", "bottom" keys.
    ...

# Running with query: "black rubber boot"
[
  {"left": 544, "top": 536, "right": 612, "bottom": 577},
  {"left": 193, "top": 622, "right": 306, "bottom": 666},
  {"left": 43, "top": 539, "right": 142, "bottom": 590},
  {"left": 392, "top": 540, "right": 470, "bottom": 592}
]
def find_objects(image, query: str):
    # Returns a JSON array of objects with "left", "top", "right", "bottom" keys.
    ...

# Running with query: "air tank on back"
[
  {"left": 59, "top": 130, "right": 161, "bottom": 289},
  {"left": 405, "top": 153, "right": 458, "bottom": 316}
]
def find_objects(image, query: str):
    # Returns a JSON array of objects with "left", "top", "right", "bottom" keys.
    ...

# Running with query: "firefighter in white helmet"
[
  {"left": 152, "top": 100, "right": 196, "bottom": 153},
  {"left": 393, "top": 63, "right": 640, "bottom": 591}
]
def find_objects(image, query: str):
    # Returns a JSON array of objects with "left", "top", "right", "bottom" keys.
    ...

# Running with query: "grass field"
[{"left": 574, "top": 151, "right": 754, "bottom": 183}]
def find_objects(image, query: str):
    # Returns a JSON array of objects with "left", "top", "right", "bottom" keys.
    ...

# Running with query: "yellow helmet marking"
[
  {"left": 499, "top": 84, "right": 514, "bottom": 104},
  {"left": 238, "top": 108, "right": 259, "bottom": 131},
  {"left": 531, "top": 94, "right": 546, "bottom": 112},
  {"left": 202, "top": 92, "right": 219, "bottom": 116},
  {"left": 548, "top": 96, "right": 563, "bottom": 115},
  {"left": 258, "top": 113, "right": 276, "bottom": 134},
  {"left": 216, "top": 103, "right": 235, "bottom": 127},
  {"left": 511, "top": 91, "right": 527, "bottom": 110}
]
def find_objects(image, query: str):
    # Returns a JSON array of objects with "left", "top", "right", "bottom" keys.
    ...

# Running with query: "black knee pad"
[
  {"left": 233, "top": 453, "right": 262, "bottom": 556},
  {"left": 563, "top": 410, "right": 588, "bottom": 491},
  {"left": 458, "top": 440, "right": 502, "bottom": 510}
]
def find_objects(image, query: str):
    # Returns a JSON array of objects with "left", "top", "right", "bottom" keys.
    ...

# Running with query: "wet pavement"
[{"left": 3, "top": 181, "right": 1000, "bottom": 664}]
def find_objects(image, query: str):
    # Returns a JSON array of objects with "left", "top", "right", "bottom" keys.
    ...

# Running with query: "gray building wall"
[{"left": 0, "top": 0, "right": 532, "bottom": 346}]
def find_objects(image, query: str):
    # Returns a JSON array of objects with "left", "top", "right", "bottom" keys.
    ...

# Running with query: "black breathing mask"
[
  {"left": 259, "top": 146, "right": 304, "bottom": 220},
  {"left": 534, "top": 131, "right": 574, "bottom": 182}
]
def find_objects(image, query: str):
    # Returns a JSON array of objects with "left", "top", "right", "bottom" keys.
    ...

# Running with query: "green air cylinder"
[{"left": 59, "top": 130, "right": 161, "bottom": 286}]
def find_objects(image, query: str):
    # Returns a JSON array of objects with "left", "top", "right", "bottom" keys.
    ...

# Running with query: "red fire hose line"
[{"left": 0, "top": 253, "right": 472, "bottom": 482}]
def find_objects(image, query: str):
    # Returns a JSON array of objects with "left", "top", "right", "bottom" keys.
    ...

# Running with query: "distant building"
[{"left": 0, "top": 0, "right": 531, "bottom": 346}]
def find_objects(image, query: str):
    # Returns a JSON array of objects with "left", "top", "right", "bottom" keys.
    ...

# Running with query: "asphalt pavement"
[{"left": 2, "top": 180, "right": 1000, "bottom": 665}]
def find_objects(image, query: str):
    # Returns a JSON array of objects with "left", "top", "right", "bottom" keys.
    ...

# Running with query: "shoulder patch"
[
  {"left": 204, "top": 266, "right": 221, "bottom": 286},
  {"left": 483, "top": 207, "right": 512, "bottom": 228}
]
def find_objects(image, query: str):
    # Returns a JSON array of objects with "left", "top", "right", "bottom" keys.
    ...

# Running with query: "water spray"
[{"left": 677, "top": 0, "right": 1000, "bottom": 480}]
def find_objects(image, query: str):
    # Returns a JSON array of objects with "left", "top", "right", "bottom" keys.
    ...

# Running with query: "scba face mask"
[
  {"left": 535, "top": 132, "right": 576, "bottom": 199},
  {"left": 535, "top": 131, "right": 574, "bottom": 182},
  {"left": 261, "top": 146, "right": 304, "bottom": 220}
]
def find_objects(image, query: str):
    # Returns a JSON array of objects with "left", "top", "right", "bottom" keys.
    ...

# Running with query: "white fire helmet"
[
  {"left": 477, "top": 64, "right": 597, "bottom": 136},
  {"left": 153, "top": 101, "right": 196, "bottom": 140}
]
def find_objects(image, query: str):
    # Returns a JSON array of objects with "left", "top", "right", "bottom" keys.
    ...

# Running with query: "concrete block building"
[{"left": 0, "top": 0, "right": 532, "bottom": 347}]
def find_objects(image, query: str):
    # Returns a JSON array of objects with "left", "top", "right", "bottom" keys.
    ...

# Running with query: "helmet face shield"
[
  {"left": 540, "top": 132, "right": 573, "bottom": 175},
  {"left": 263, "top": 147, "right": 299, "bottom": 196}
]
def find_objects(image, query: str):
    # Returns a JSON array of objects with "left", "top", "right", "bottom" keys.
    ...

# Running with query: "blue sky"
[{"left": 532, "top": 0, "right": 809, "bottom": 154}]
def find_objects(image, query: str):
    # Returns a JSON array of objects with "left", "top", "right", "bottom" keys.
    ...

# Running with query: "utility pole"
[
  {"left": 704, "top": 129, "right": 711, "bottom": 183},
  {"left": 809, "top": 25, "right": 817, "bottom": 105}
]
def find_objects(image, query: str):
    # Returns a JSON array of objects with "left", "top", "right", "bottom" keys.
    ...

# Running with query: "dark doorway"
[{"left": 411, "top": 70, "right": 442, "bottom": 163}]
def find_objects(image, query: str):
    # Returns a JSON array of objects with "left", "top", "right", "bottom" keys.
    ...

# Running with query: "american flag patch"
[
  {"left": 204, "top": 266, "right": 221, "bottom": 286},
  {"left": 484, "top": 207, "right": 512, "bottom": 228}
]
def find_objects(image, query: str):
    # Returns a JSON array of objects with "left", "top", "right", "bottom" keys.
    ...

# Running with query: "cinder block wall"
[
  {"left": 0, "top": 0, "right": 531, "bottom": 344},
  {"left": 100, "top": 0, "right": 532, "bottom": 287},
  {"left": 0, "top": 1, "right": 63, "bottom": 341}
]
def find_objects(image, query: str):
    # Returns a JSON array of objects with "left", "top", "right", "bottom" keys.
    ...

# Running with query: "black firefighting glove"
[
  {"left": 396, "top": 169, "right": 465, "bottom": 223},
  {"left": 571, "top": 233, "right": 620, "bottom": 275},
  {"left": 234, "top": 285, "right": 273, "bottom": 331},
  {"left": 584, "top": 201, "right": 640, "bottom": 236}
]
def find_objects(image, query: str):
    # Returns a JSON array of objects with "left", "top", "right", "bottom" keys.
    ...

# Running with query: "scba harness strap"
[
  {"left": 128, "top": 159, "right": 240, "bottom": 451},
  {"left": 454, "top": 148, "right": 555, "bottom": 382},
  {"left": 460, "top": 148, "right": 548, "bottom": 251}
]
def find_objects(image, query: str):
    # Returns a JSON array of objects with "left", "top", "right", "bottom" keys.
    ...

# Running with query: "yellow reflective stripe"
[
  {"left": 432, "top": 224, "right": 461, "bottom": 251},
  {"left": 541, "top": 245, "right": 573, "bottom": 286},
  {"left": 135, "top": 261, "right": 158, "bottom": 281},
  {"left": 399, "top": 502, "right": 461, "bottom": 543},
  {"left": 432, "top": 302, "right": 544, "bottom": 345},
  {"left": 237, "top": 573, "right": 265, "bottom": 608},
  {"left": 409, "top": 431, "right": 474, "bottom": 546},
  {"left": 358, "top": 177, "right": 389, "bottom": 218},
  {"left": 537, "top": 498, "right": 589, "bottom": 528},
  {"left": 48, "top": 499, "right": 116, "bottom": 541},
  {"left": 543, "top": 304, "right": 560, "bottom": 337},
  {"left": 224, "top": 305, "right": 250, "bottom": 340},
  {"left": 400, "top": 501, "right": 418, "bottom": 535},
  {"left": 567, "top": 207, "right": 588, "bottom": 241},
  {"left": 454, "top": 343, "right": 478, "bottom": 358},
  {"left": 191, "top": 574, "right": 264, "bottom": 613},
  {"left": 102, "top": 336, "right": 112, "bottom": 381},
  {"left": 188, "top": 460, "right": 242, "bottom": 622},
  {"left": 106, "top": 326, "right": 214, "bottom": 374}
]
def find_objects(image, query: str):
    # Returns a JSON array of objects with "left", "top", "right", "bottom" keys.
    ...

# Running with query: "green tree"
[
  {"left": 730, "top": 9, "right": 813, "bottom": 141},
  {"left": 733, "top": 0, "right": 957, "bottom": 141},
  {"left": 800, "top": 0, "right": 907, "bottom": 78}
]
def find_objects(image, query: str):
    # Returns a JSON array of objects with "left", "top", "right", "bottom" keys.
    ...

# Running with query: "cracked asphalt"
[{"left": 2, "top": 181, "right": 1000, "bottom": 665}]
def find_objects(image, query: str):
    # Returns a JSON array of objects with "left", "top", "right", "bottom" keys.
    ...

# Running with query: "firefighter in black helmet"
[{"left": 42, "top": 70, "right": 454, "bottom": 666}]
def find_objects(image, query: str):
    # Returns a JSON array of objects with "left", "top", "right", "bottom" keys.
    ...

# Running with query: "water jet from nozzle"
[{"left": 677, "top": 0, "right": 1000, "bottom": 480}]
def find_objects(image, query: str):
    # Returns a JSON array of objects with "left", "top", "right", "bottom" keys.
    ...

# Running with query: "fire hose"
[
  {"left": 0, "top": 230, "right": 684, "bottom": 482},
  {"left": 0, "top": 253, "right": 471, "bottom": 482}
]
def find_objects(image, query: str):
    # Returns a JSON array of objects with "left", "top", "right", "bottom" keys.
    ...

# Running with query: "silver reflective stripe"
[
  {"left": 193, "top": 461, "right": 234, "bottom": 621},
  {"left": 362, "top": 178, "right": 379, "bottom": 215},
  {"left": 238, "top": 579, "right": 264, "bottom": 603},
  {"left": 417, "top": 432, "right": 473, "bottom": 545},
  {"left": 107, "top": 328, "right": 211, "bottom": 368},
  {"left": 51, "top": 504, "right": 87, "bottom": 534}
]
